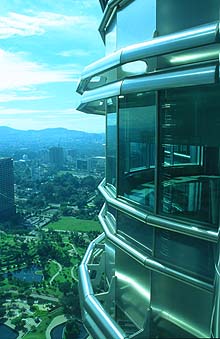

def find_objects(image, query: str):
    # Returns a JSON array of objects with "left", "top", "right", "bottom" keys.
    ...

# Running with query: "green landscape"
[
  {"left": 0, "top": 125, "right": 105, "bottom": 339},
  {"left": 47, "top": 216, "right": 102, "bottom": 232},
  {"left": 0, "top": 217, "right": 101, "bottom": 339}
]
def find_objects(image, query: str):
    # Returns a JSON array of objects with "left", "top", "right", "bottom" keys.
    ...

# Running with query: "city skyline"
[{"left": 0, "top": 0, "right": 105, "bottom": 133}]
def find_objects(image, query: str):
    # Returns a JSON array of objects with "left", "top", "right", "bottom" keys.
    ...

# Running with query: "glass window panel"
[
  {"left": 157, "top": 0, "right": 220, "bottom": 36},
  {"left": 117, "top": 0, "right": 156, "bottom": 49},
  {"left": 107, "top": 204, "right": 117, "bottom": 218},
  {"left": 159, "top": 84, "right": 220, "bottom": 228},
  {"left": 119, "top": 92, "right": 156, "bottom": 211},
  {"left": 155, "top": 229, "right": 215, "bottom": 283},
  {"left": 117, "top": 211, "right": 153, "bottom": 255},
  {"left": 106, "top": 97, "right": 117, "bottom": 187}
]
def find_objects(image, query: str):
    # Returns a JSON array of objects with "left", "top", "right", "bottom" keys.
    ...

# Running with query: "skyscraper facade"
[
  {"left": 0, "top": 158, "right": 15, "bottom": 220},
  {"left": 49, "top": 147, "right": 64, "bottom": 169},
  {"left": 77, "top": 1, "right": 220, "bottom": 338}
]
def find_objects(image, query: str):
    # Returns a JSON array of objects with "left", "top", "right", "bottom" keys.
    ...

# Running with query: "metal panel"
[
  {"left": 79, "top": 81, "right": 122, "bottom": 105},
  {"left": 211, "top": 237, "right": 220, "bottom": 338},
  {"left": 77, "top": 65, "right": 217, "bottom": 113},
  {"left": 99, "top": 179, "right": 219, "bottom": 243},
  {"left": 116, "top": 247, "right": 151, "bottom": 329},
  {"left": 122, "top": 65, "right": 217, "bottom": 94},
  {"left": 81, "top": 50, "right": 121, "bottom": 80},
  {"left": 122, "top": 22, "right": 219, "bottom": 63},
  {"left": 77, "top": 22, "right": 218, "bottom": 94},
  {"left": 105, "top": 239, "right": 116, "bottom": 283},
  {"left": 78, "top": 233, "right": 128, "bottom": 339},
  {"left": 99, "top": 204, "right": 214, "bottom": 292},
  {"left": 151, "top": 272, "right": 213, "bottom": 338}
]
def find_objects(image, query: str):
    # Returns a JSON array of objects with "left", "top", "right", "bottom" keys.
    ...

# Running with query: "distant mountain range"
[{"left": 0, "top": 126, "right": 105, "bottom": 152}]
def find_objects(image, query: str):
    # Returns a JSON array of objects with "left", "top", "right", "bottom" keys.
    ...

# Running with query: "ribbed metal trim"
[
  {"left": 99, "top": 204, "right": 214, "bottom": 292},
  {"left": 77, "top": 64, "right": 217, "bottom": 115},
  {"left": 98, "top": 179, "right": 219, "bottom": 243},
  {"left": 77, "top": 21, "right": 219, "bottom": 94},
  {"left": 79, "top": 232, "right": 129, "bottom": 339}
]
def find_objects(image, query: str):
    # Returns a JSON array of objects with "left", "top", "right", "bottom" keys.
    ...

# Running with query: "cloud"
[
  {"left": 0, "top": 11, "right": 98, "bottom": 39},
  {"left": 0, "top": 108, "right": 49, "bottom": 115},
  {"left": 58, "top": 49, "right": 90, "bottom": 58},
  {"left": 0, "top": 93, "right": 51, "bottom": 103},
  {"left": 0, "top": 49, "right": 78, "bottom": 91}
]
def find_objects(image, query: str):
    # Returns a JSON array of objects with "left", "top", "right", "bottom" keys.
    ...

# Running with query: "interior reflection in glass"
[
  {"left": 159, "top": 84, "right": 220, "bottom": 227},
  {"left": 119, "top": 92, "right": 156, "bottom": 210}
]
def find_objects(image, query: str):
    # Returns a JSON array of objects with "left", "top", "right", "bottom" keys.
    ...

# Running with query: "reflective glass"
[
  {"left": 106, "top": 98, "right": 117, "bottom": 187},
  {"left": 107, "top": 203, "right": 117, "bottom": 219},
  {"left": 159, "top": 84, "right": 220, "bottom": 228},
  {"left": 117, "top": 211, "right": 153, "bottom": 254},
  {"left": 155, "top": 229, "right": 215, "bottom": 283},
  {"left": 117, "top": 0, "right": 156, "bottom": 49},
  {"left": 157, "top": 0, "right": 220, "bottom": 36},
  {"left": 119, "top": 92, "right": 156, "bottom": 210}
]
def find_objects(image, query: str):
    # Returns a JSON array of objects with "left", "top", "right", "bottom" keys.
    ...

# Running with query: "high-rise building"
[
  {"left": 88, "top": 156, "right": 105, "bottom": 173},
  {"left": 0, "top": 158, "right": 15, "bottom": 220},
  {"left": 49, "top": 147, "right": 64, "bottom": 169},
  {"left": 76, "top": 1, "right": 220, "bottom": 338},
  {"left": 76, "top": 159, "right": 88, "bottom": 171}
]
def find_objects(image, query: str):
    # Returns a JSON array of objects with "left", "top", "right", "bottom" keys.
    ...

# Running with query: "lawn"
[
  {"left": 24, "top": 308, "right": 63, "bottom": 339},
  {"left": 47, "top": 217, "right": 102, "bottom": 232}
]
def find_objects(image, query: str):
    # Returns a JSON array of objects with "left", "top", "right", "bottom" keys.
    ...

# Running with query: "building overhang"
[{"left": 76, "top": 21, "right": 219, "bottom": 95}]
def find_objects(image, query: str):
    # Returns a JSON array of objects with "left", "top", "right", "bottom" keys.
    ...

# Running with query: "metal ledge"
[
  {"left": 99, "top": 204, "right": 214, "bottom": 293},
  {"left": 77, "top": 64, "right": 218, "bottom": 113},
  {"left": 98, "top": 179, "right": 219, "bottom": 243},
  {"left": 79, "top": 233, "right": 129, "bottom": 339},
  {"left": 78, "top": 210, "right": 215, "bottom": 339},
  {"left": 77, "top": 21, "right": 219, "bottom": 94}
]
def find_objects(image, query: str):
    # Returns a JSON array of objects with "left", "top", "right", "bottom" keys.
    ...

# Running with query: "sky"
[{"left": 0, "top": 0, "right": 105, "bottom": 133}]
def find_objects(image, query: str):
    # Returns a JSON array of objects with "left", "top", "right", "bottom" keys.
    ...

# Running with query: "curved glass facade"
[
  {"left": 77, "top": 1, "right": 220, "bottom": 338},
  {"left": 118, "top": 91, "right": 156, "bottom": 210}
]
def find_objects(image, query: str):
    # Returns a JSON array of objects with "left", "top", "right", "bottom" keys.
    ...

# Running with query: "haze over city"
[{"left": 0, "top": 0, "right": 105, "bottom": 133}]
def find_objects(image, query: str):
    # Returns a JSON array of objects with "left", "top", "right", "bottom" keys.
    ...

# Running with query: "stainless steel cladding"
[{"left": 76, "top": 1, "right": 220, "bottom": 338}]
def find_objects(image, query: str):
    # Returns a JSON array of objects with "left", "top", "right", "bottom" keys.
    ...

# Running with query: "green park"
[{"left": 0, "top": 216, "right": 102, "bottom": 339}]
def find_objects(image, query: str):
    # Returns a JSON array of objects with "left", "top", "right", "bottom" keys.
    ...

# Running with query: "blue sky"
[{"left": 0, "top": 0, "right": 105, "bottom": 132}]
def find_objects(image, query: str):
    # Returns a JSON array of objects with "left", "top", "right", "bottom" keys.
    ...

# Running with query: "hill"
[{"left": 0, "top": 127, "right": 105, "bottom": 153}]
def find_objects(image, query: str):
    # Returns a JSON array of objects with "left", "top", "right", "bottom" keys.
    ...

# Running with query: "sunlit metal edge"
[
  {"left": 98, "top": 179, "right": 219, "bottom": 243},
  {"left": 76, "top": 64, "right": 217, "bottom": 113},
  {"left": 79, "top": 233, "right": 129, "bottom": 339},
  {"left": 76, "top": 21, "right": 219, "bottom": 94},
  {"left": 98, "top": 203, "right": 213, "bottom": 293}
]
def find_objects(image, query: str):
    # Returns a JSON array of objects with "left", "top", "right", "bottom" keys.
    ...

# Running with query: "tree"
[
  {"left": 60, "top": 292, "right": 80, "bottom": 317},
  {"left": 64, "top": 320, "right": 80, "bottom": 339},
  {"left": 27, "top": 296, "right": 34, "bottom": 306},
  {"left": 58, "top": 281, "right": 72, "bottom": 295},
  {"left": 81, "top": 175, "right": 96, "bottom": 190},
  {"left": 0, "top": 306, "right": 6, "bottom": 319}
]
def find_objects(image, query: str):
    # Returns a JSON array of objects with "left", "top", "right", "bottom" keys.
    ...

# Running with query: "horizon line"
[{"left": 0, "top": 125, "right": 105, "bottom": 134}]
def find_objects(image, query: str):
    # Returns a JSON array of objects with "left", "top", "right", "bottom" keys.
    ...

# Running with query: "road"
[
  {"left": 49, "top": 260, "right": 62, "bottom": 285},
  {"left": 30, "top": 293, "right": 59, "bottom": 303}
]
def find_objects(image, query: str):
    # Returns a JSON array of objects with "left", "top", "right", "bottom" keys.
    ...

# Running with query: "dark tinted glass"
[
  {"left": 117, "top": 211, "right": 153, "bottom": 254},
  {"left": 155, "top": 229, "right": 215, "bottom": 283},
  {"left": 119, "top": 92, "right": 156, "bottom": 210},
  {"left": 159, "top": 84, "right": 220, "bottom": 228},
  {"left": 106, "top": 98, "right": 117, "bottom": 187}
]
